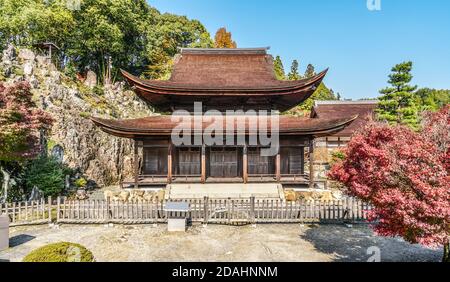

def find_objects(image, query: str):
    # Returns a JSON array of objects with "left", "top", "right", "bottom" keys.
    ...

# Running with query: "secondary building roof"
[{"left": 311, "top": 100, "right": 378, "bottom": 137}]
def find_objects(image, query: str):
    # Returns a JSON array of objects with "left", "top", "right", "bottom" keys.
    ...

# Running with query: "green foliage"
[
  {"left": 0, "top": 0, "right": 212, "bottom": 82},
  {"left": 75, "top": 177, "right": 87, "bottom": 188},
  {"left": 79, "top": 112, "right": 91, "bottom": 119},
  {"left": 287, "top": 60, "right": 301, "bottom": 80},
  {"left": 23, "top": 242, "right": 94, "bottom": 262},
  {"left": 63, "top": 61, "right": 77, "bottom": 81},
  {"left": 273, "top": 56, "right": 286, "bottom": 80},
  {"left": 285, "top": 83, "right": 337, "bottom": 115},
  {"left": 304, "top": 64, "right": 316, "bottom": 78},
  {"left": 414, "top": 88, "right": 450, "bottom": 112},
  {"left": 376, "top": 61, "right": 419, "bottom": 129},
  {"left": 144, "top": 13, "right": 213, "bottom": 79},
  {"left": 22, "top": 156, "right": 71, "bottom": 197},
  {"left": 92, "top": 85, "right": 104, "bottom": 96},
  {"left": 330, "top": 150, "right": 346, "bottom": 165}
]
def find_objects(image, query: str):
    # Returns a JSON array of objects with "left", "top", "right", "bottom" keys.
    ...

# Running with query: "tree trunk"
[
  {"left": 0, "top": 166, "right": 11, "bottom": 203},
  {"left": 444, "top": 243, "right": 450, "bottom": 262}
]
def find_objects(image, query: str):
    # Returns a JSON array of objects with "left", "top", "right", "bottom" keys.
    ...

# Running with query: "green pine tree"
[
  {"left": 288, "top": 60, "right": 301, "bottom": 80},
  {"left": 273, "top": 56, "right": 286, "bottom": 80},
  {"left": 376, "top": 61, "right": 419, "bottom": 129},
  {"left": 304, "top": 63, "right": 316, "bottom": 78}
]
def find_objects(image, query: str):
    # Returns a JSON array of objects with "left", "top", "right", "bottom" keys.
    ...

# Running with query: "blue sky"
[{"left": 149, "top": 0, "right": 450, "bottom": 100}]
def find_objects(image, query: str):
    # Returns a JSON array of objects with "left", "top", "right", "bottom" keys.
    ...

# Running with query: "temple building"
[{"left": 91, "top": 48, "right": 357, "bottom": 193}]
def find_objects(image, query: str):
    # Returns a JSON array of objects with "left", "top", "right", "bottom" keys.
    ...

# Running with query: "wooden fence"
[
  {"left": 56, "top": 197, "right": 371, "bottom": 225},
  {"left": 0, "top": 197, "right": 371, "bottom": 225},
  {"left": 0, "top": 197, "right": 53, "bottom": 226}
]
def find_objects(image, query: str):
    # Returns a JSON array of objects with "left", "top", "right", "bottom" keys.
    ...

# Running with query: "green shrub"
[
  {"left": 92, "top": 85, "right": 104, "bottom": 96},
  {"left": 79, "top": 111, "right": 91, "bottom": 118},
  {"left": 23, "top": 156, "right": 72, "bottom": 197},
  {"left": 75, "top": 177, "right": 87, "bottom": 188},
  {"left": 330, "top": 150, "right": 346, "bottom": 165},
  {"left": 23, "top": 242, "right": 94, "bottom": 262}
]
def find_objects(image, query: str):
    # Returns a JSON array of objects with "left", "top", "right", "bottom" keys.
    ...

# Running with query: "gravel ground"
[{"left": 0, "top": 223, "right": 441, "bottom": 262}]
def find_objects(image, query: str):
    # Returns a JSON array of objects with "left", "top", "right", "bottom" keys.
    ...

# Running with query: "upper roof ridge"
[{"left": 179, "top": 47, "right": 270, "bottom": 55}]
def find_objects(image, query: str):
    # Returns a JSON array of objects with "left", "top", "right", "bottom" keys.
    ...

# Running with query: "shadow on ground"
[
  {"left": 9, "top": 234, "right": 36, "bottom": 248},
  {"left": 300, "top": 224, "right": 441, "bottom": 262}
]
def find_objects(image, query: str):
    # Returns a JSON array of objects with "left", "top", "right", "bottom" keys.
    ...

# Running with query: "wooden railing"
[
  {"left": 0, "top": 197, "right": 53, "bottom": 226},
  {"left": 56, "top": 197, "right": 371, "bottom": 225},
  {"left": 1, "top": 197, "right": 371, "bottom": 225}
]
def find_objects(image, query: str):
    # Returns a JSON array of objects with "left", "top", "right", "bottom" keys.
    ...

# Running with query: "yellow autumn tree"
[{"left": 214, "top": 27, "right": 237, "bottom": 48}]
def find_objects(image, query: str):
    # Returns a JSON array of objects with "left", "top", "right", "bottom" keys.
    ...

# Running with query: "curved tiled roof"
[
  {"left": 311, "top": 101, "right": 378, "bottom": 137},
  {"left": 121, "top": 48, "right": 328, "bottom": 112},
  {"left": 91, "top": 115, "right": 357, "bottom": 139}
]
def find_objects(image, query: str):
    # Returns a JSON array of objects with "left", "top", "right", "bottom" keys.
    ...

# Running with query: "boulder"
[
  {"left": 143, "top": 191, "right": 155, "bottom": 201},
  {"left": 36, "top": 55, "right": 48, "bottom": 67},
  {"left": 320, "top": 191, "right": 334, "bottom": 202},
  {"left": 119, "top": 191, "right": 130, "bottom": 202},
  {"left": 76, "top": 189, "right": 88, "bottom": 200},
  {"left": 296, "top": 191, "right": 314, "bottom": 202},
  {"left": 18, "top": 49, "right": 35, "bottom": 61},
  {"left": 332, "top": 190, "right": 343, "bottom": 200},
  {"left": 51, "top": 145, "right": 64, "bottom": 163},
  {"left": 29, "top": 75, "right": 39, "bottom": 88},
  {"left": 23, "top": 61, "right": 34, "bottom": 75},
  {"left": 2, "top": 44, "right": 16, "bottom": 63},
  {"left": 156, "top": 190, "right": 165, "bottom": 201},
  {"left": 284, "top": 190, "right": 297, "bottom": 202},
  {"left": 84, "top": 70, "right": 97, "bottom": 87}
]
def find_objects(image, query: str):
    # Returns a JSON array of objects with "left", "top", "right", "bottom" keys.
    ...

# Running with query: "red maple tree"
[
  {"left": 0, "top": 82, "right": 53, "bottom": 201},
  {"left": 329, "top": 106, "right": 450, "bottom": 262}
]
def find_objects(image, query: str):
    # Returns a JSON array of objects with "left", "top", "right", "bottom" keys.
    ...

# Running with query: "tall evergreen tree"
[
  {"left": 273, "top": 56, "right": 285, "bottom": 80},
  {"left": 376, "top": 61, "right": 419, "bottom": 129},
  {"left": 304, "top": 63, "right": 316, "bottom": 78},
  {"left": 214, "top": 27, "right": 237, "bottom": 48},
  {"left": 288, "top": 60, "right": 300, "bottom": 80}
]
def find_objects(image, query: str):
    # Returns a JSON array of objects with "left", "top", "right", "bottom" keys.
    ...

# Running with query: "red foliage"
[
  {"left": 329, "top": 107, "right": 449, "bottom": 248},
  {"left": 0, "top": 82, "right": 53, "bottom": 162}
]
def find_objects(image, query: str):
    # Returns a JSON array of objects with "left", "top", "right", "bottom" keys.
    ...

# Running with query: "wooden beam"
[
  {"left": 201, "top": 144, "right": 206, "bottom": 184},
  {"left": 309, "top": 139, "right": 314, "bottom": 189},
  {"left": 134, "top": 139, "right": 139, "bottom": 189},
  {"left": 243, "top": 144, "right": 248, "bottom": 184},
  {"left": 275, "top": 152, "right": 281, "bottom": 182},
  {"left": 167, "top": 142, "right": 172, "bottom": 184}
]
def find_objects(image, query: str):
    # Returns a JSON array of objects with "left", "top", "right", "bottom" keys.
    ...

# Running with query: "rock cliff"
[{"left": 0, "top": 45, "right": 154, "bottom": 186}]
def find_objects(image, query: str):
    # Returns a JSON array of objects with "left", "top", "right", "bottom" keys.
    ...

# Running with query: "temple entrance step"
[{"left": 166, "top": 183, "right": 285, "bottom": 200}]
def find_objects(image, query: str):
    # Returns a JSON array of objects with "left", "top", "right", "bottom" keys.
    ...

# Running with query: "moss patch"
[{"left": 23, "top": 242, "right": 95, "bottom": 262}]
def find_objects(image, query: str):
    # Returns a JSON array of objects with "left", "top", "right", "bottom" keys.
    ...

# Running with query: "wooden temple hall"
[{"left": 92, "top": 48, "right": 356, "bottom": 191}]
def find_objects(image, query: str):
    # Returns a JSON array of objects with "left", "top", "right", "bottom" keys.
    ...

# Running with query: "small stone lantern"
[{"left": 164, "top": 202, "right": 190, "bottom": 232}]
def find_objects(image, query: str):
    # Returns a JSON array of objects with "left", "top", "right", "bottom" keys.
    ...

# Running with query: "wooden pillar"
[
  {"left": 201, "top": 144, "right": 206, "bottom": 184},
  {"left": 309, "top": 139, "right": 315, "bottom": 189},
  {"left": 167, "top": 142, "right": 172, "bottom": 184},
  {"left": 134, "top": 139, "right": 139, "bottom": 189},
  {"left": 275, "top": 152, "right": 281, "bottom": 182},
  {"left": 243, "top": 144, "right": 248, "bottom": 184}
]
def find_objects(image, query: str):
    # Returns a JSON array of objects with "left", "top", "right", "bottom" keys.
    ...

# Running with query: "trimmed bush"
[
  {"left": 23, "top": 156, "right": 72, "bottom": 197},
  {"left": 23, "top": 242, "right": 94, "bottom": 262}
]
